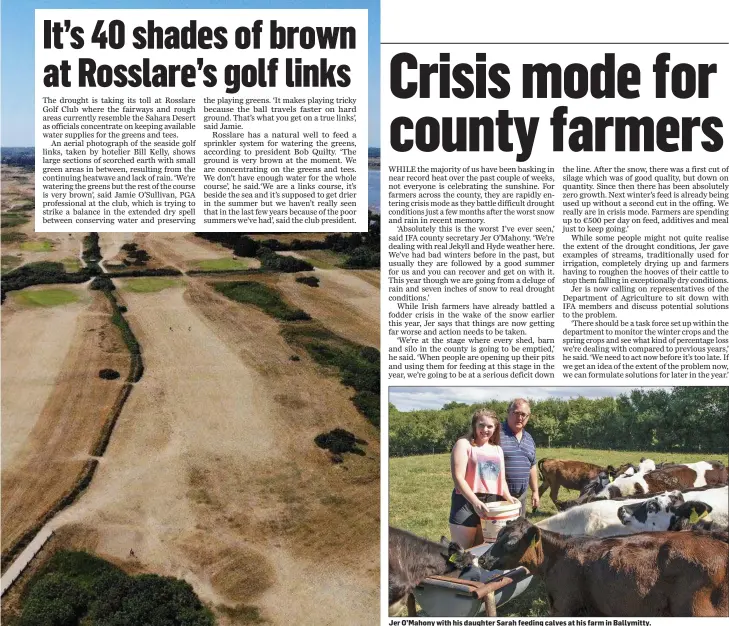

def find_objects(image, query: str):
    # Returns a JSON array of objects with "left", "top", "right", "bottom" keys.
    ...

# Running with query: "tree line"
[{"left": 389, "top": 387, "right": 729, "bottom": 456}]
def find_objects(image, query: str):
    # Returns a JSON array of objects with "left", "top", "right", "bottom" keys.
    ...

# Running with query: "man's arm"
[{"left": 529, "top": 464, "right": 540, "bottom": 509}]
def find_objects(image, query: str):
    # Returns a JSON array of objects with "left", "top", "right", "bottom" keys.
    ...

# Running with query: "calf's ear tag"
[
  {"left": 530, "top": 534, "right": 539, "bottom": 549},
  {"left": 689, "top": 508, "right": 700, "bottom": 524},
  {"left": 608, "top": 475, "right": 614, "bottom": 483},
  {"left": 448, "top": 554, "right": 458, "bottom": 563}
]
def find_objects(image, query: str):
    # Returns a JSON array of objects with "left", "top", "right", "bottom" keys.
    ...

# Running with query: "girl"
[{"left": 449, "top": 409, "right": 518, "bottom": 548}]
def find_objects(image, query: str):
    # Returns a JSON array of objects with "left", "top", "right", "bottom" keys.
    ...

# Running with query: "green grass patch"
[
  {"left": 19, "top": 240, "right": 54, "bottom": 252},
  {"left": 1, "top": 254, "right": 23, "bottom": 271},
  {"left": 122, "top": 277, "right": 182, "bottom": 293},
  {"left": 61, "top": 256, "right": 82, "bottom": 272},
  {"left": 14, "top": 288, "right": 79, "bottom": 307},
  {"left": 215, "top": 281, "right": 311, "bottom": 321},
  {"left": 389, "top": 446, "right": 729, "bottom": 617},
  {"left": 1, "top": 231, "right": 28, "bottom": 243},
  {"left": 191, "top": 257, "right": 252, "bottom": 271},
  {"left": 294, "top": 249, "right": 347, "bottom": 269},
  {"left": 1, "top": 212, "right": 30, "bottom": 228}
]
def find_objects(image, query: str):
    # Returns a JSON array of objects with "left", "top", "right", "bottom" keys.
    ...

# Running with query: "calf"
[
  {"left": 479, "top": 518, "right": 728, "bottom": 616},
  {"left": 596, "top": 462, "right": 724, "bottom": 499},
  {"left": 654, "top": 461, "right": 727, "bottom": 488},
  {"left": 537, "top": 459, "right": 615, "bottom": 506},
  {"left": 661, "top": 501, "right": 729, "bottom": 541},
  {"left": 537, "top": 496, "right": 651, "bottom": 537},
  {"left": 556, "top": 471, "right": 614, "bottom": 511},
  {"left": 388, "top": 526, "right": 476, "bottom": 616},
  {"left": 616, "top": 486, "right": 729, "bottom": 531}
]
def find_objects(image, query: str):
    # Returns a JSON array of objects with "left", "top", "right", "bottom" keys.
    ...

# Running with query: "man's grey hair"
[{"left": 507, "top": 398, "right": 531, "bottom": 413}]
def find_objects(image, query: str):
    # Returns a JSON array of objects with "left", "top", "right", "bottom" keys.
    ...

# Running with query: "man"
[{"left": 500, "top": 398, "right": 539, "bottom": 517}]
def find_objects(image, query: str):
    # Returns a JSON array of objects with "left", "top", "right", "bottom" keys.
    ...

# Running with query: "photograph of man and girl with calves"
[{"left": 388, "top": 386, "right": 729, "bottom": 618}]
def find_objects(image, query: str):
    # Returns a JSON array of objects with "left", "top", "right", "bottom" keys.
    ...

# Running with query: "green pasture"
[
  {"left": 121, "top": 277, "right": 182, "bottom": 293},
  {"left": 390, "top": 446, "right": 729, "bottom": 617},
  {"left": 190, "top": 257, "right": 251, "bottom": 271},
  {"left": 19, "top": 240, "right": 54, "bottom": 252},
  {"left": 14, "top": 288, "right": 80, "bottom": 307}
]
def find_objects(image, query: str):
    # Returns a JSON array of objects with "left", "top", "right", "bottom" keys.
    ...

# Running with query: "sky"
[
  {"left": 388, "top": 386, "right": 671, "bottom": 411},
  {"left": 0, "top": 0, "right": 380, "bottom": 147}
]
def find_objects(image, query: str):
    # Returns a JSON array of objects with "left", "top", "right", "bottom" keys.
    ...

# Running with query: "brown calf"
[
  {"left": 657, "top": 461, "right": 728, "bottom": 488},
  {"left": 479, "top": 518, "right": 728, "bottom": 616},
  {"left": 537, "top": 459, "right": 615, "bottom": 506},
  {"left": 597, "top": 462, "right": 728, "bottom": 500}
]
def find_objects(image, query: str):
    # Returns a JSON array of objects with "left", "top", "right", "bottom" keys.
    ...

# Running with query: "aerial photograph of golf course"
[{"left": 1, "top": 151, "right": 381, "bottom": 625}]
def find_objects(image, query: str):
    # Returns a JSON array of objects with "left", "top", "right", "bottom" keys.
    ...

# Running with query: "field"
[
  {"left": 118, "top": 277, "right": 183, "bottom": 293},
  {"left": 270, "top": 270, "right": 380, "bottom": 348},
  {"left": 390, "top": 447, "right": 729, "bottom": 617},
  {"left": 1, "top": 166, "right": 380, "bottom": 626},
  {"left": 19, "top": 240, "right": 54, "bottom": 252},
  {"left": 12, "top": 288, "right": 80, "bottom": 307},
  {"left": 46, "top": 278, "right": 380, "bottom": 624},
  {"left": 134, "top": 232, "right": 260, "bottom": 272},
  {"left": 2, "top": 289, "right": 129, "bottom": 555}
]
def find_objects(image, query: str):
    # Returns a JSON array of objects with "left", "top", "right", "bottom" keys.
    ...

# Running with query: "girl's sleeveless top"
[{"left": 458, "top": 443, "right": 504, "bottom": 495}]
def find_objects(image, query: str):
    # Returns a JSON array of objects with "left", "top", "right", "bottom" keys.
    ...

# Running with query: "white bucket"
[{"left": 482, "top": 501, "right": 521, "bottom": 541}]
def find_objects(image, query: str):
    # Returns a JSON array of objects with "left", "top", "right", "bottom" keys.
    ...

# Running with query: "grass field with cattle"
[{"left": 389, "top": 447, "right": 729, "bottom": 617}]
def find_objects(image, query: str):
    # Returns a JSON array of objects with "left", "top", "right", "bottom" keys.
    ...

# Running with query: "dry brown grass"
[
  {"left": 41, "top": 279, "right": 379, "bottom": 624},
  {"left": 1, "top": 291, "right": 130, "bottom": 555},
  {"left": 1, "top": 199, "right": 380, "bottom": 624}
]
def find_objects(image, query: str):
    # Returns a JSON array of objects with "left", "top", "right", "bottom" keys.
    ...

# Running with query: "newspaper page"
[
  {"left": 383, "top": 0, "right": 729, "bottom": 624},
  {"left": 1, "top": 1, "right": 379, "bottom": 625}
]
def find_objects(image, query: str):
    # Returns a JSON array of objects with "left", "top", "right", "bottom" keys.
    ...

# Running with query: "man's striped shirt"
[{"left": 500, "top": 421, "right": 537, "bottom": 497}]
